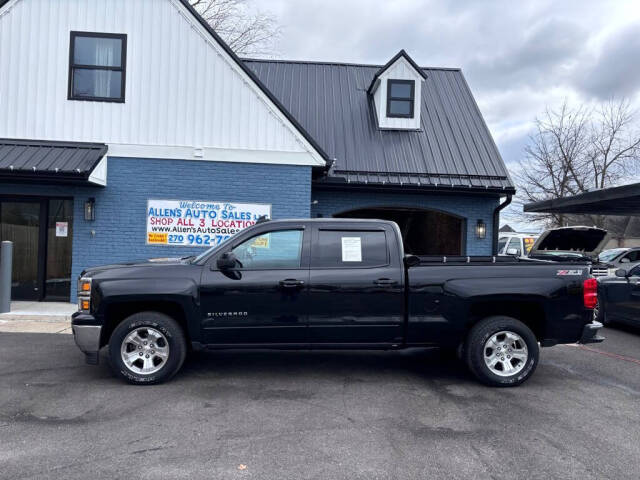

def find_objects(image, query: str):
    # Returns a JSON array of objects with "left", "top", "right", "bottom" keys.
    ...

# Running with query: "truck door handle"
[
  {"left": 279, "top": 279, "right": 305, "bottom": 289},
  {"left": 374, "top": 278, "right": 397, "bottom": 286}
]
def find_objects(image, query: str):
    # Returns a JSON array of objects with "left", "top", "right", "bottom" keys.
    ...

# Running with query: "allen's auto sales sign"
[{"left": 146, "top": 199, "right": 271, "bottom": 247}]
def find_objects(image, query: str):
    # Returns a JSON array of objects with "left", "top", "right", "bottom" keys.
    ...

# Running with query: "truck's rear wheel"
[
  {"left": 465, "top": 316, "right": 539, "bottom": 387},
  {"left": 108, "top": 312, "right": 187, "bottom": 385}
]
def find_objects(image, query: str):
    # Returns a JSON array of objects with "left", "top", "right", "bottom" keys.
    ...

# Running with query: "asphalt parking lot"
[{"left": 1, "top": 326, "right": 640, "bottom": 480}]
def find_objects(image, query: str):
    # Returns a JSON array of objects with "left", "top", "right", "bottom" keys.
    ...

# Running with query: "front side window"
[
  {"left": 312, "top": 230, "right": 388, "bottom": 268},
  {"left": 69, "top": 32, "right": 127, "bottom": 102},
  {"left": 622, "top": 251, "right": 639, "bottom": 263},
  {"left": 231, "top": 230, "right": 303, "bottom": 269},
  {"left": 387, "top": 79, "right": 415, "bottom": 118}
]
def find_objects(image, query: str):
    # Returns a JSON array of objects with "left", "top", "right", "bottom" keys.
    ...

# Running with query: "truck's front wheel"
[
  {"left": 465, "top": 316, "right": 539, "bottom": 387},
  {"left": 108, "top": 312, "right": 187, "bottom": 385}
]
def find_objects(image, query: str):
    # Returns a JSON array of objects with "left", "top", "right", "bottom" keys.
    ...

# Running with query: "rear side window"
[
  {"left": 312, "top": 230, "right": 388, "bottom": 268},
  {"left": 506, "top": 237, "right": 522, "bottom": 256}
]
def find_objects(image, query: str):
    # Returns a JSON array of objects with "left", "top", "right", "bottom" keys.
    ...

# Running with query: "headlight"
[{"left": 77, "top": 277, "right": 92, "bottom": 313}]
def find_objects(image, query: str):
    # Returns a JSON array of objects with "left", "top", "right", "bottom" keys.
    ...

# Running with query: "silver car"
[{"left": 594, "top": 248, "right": 640, "bottom": 277}]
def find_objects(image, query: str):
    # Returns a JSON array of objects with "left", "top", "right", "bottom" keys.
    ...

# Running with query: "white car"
[{"left": 498, "top": 233, "right": 539, "bottom": 257}]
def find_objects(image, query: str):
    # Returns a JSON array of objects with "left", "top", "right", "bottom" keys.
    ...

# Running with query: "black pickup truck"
[{"left": 72, "top": 218, "right": 603, "bottom": 387}]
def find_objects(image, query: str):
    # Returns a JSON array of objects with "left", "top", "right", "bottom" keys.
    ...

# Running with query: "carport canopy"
[{"left": 524, "top": 182, "right": 640, "bottom": 216}]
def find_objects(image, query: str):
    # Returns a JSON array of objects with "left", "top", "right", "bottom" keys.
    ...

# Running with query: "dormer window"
[{"left": 386, "top": 80, "right": 414, "bottom": 118}]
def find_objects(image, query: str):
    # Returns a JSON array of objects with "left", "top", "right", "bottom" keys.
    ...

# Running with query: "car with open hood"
[{"left": 527, "top": 226, "right": 609, "bottom": 263}]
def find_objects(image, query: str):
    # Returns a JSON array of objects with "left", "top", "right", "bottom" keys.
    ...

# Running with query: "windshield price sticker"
[
  {"left": 341, "top": 237, "right": 362, "bottom": 262},
  {"left": 147, "top": 199, "right": 271, "bottom": 247}
]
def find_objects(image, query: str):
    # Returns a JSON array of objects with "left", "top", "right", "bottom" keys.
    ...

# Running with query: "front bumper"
[
  {"left": 579, "top": 321, "right": 605, "bottom": 344},
  {"left": 71, "top": 313, "right": 102, "bottom": 365}
]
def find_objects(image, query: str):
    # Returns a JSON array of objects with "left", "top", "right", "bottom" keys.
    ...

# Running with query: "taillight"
[{"left": 583, "top": 278, "right": 598, "bottom": 309}]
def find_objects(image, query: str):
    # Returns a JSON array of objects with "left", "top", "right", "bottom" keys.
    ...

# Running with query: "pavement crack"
[{"left": 130, "top": 446, "right": 167, "bottom": 455}]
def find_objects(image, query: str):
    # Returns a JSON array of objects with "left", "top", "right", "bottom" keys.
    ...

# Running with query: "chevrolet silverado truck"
[{"left": 72, "top": 218, "right": 603, "bottom": 387}]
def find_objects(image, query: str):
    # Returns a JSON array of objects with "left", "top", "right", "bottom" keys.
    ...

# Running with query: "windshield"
[{"left": 598, "top": 248, "right": 628, "bottom": 262}]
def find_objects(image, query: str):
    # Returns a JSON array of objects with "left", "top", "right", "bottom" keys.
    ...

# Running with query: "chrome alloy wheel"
[
  {"left": 483, "top": 330, "right": 528, "bottom": 377},
  {"left": 120, "top": 327, "right": 170, "bottom": 375}
]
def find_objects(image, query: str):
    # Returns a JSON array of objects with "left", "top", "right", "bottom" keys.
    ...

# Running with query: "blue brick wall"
[
  {"left": 310, "top": 188, "right": 499, "bottom": 256},
  {"left": 2, "top": 159, "right": 501, "bottom": 303},
  {"left": 1, "top": 157, "right": 311, "bottom": 301}
]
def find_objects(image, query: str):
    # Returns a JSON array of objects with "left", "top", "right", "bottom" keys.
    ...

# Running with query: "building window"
[
  {"left": 68, "top": 31, "right": 127, "bottom": 103},
  {"left": 386, "top": 79, "right": 414, "bottom": 118}
]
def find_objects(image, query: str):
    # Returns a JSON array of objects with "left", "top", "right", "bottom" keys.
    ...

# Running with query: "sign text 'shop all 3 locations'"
[{"left": 146, "top": 199, "right": 271, "bottom": 247}]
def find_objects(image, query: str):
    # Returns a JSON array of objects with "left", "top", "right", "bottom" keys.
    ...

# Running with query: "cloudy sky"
[{"left": 258, "top": 0, "right": 640, "bottom": 170}]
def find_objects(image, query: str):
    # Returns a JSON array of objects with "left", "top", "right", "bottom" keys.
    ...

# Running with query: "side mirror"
[
  {"left": 404, "top": 254, "right": 420, "bottom": 267},
  {"left": 615, "top": 268, "right": 629, "bottom": 278},
  {"left": 216, "top": 252, "right": 237, "bottom": 270},
  {"left": 506, "top": 248, "right": 519, "bottom": 256}
]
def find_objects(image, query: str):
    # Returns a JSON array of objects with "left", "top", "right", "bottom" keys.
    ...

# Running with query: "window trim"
[
  {"left": 68, "top": 31, "right": 127, "bottom": 103},
  {"left": 386, "top": 79, "right": 415, "bottom": 119}
]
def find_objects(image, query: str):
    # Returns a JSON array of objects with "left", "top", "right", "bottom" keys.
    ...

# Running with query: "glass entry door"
[
  {"left": 0, "top": 201, "right": 41, "bottom": 300},
  {"left": 0, "top": 198, "right": 74, "bottom": 301},
  {"left": 45, "top": 199, "right": 74, "bottom": 300}
]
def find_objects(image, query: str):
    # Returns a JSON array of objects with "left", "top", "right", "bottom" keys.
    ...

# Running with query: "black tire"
[
  {"left": 464, "top": 316, "right": 539, "bottom": 387},
  {"left": 108, "top": 312, "right": 187, "bottom": 385}
]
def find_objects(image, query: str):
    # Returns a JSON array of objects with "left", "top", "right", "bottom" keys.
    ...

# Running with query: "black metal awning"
[
  {"left": 0, "top": 138, "right": 108, "bottom": 186},
  {"left": 524, "top": 182, "right": 640, "bottom": 216}
]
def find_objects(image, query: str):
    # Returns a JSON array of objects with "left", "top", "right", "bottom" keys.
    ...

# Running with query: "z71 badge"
[{"left": 556, "top": 269, "right": 584, "bottom": 276}]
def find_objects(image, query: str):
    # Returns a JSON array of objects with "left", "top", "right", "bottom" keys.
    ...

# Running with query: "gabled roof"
[
  {"left": 0, "top": 0, "right": 330, "bottom": 168},
  {"left": 0, "top": 138, "right": 107, "bottom": 185},
  {"left": 367, "top": 49, "right": 428, "bottom": 94},
  {"left": 175, "top": 0, "right": 329, "bottom": 167},
  {"left": 244, "top": 59, "right": 515, "bottom": 193}
]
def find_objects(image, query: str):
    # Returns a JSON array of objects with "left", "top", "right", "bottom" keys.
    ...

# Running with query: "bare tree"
[
  {"left": 514, "top": 101, "right": 590, "bottom": 227},
  {"left": 515, "top": 99, "right": 640, "bottom": 228},
  {"left": 586, "top": 99, "right": 640, "bottom": 190},
  {"left": 190, "top": 0, "right": 281, "bottom": 56}
]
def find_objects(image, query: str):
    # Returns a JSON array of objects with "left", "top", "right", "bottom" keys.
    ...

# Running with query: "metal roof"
[
  {"left": 524, "top": 183, "right": 640, "bottom": 216},
  {"left": 0, "top": 138, "right": 107, "bottom": 184},
  {"left": 244, "top": 59, "right": 514, "bottom": 193}
]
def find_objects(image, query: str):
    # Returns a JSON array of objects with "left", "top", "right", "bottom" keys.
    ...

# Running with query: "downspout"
[{"left": 492, "top": 194, "right": 512, "bottom": 255}]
